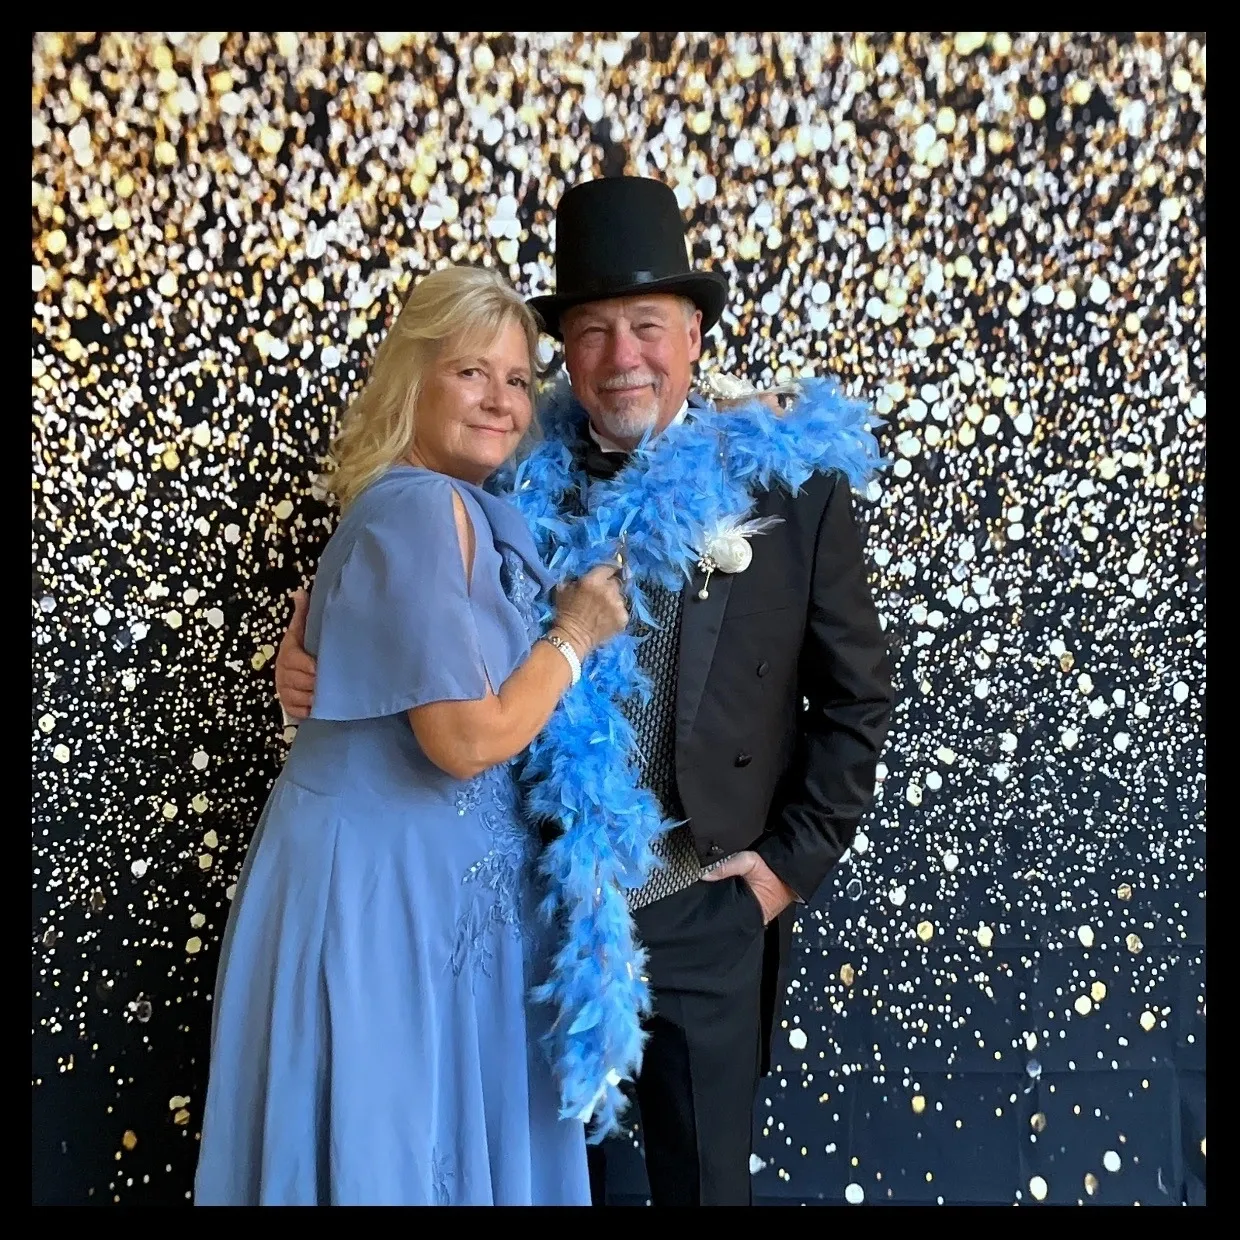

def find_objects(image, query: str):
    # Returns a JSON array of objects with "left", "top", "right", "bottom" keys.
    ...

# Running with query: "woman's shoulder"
[
  {"left": 342, "top": 466, "right": 466, "bottom": 531},
  {"left": 333, "top": 465, "right": 548, "bottom": 585}
]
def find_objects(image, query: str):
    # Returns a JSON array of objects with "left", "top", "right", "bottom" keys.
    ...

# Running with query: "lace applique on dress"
[
  {"left": 431, "top": 1148, "right": 454, "bottom": 1205},
  {"left": 450, "top": 760, "right": 535, "bottom": 980},
  {"left": 499, "top": 547, "right": 543, "bottom": 642}
]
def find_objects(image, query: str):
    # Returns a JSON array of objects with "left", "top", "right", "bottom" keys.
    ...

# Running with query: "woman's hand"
[
  {"left": 550, "top": 564, "right": 630, "bottom": 658},
  {"left": 275, "top": 589, "right": 317, "bottom": 720}
]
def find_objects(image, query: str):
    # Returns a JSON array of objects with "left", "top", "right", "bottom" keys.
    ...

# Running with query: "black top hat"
[{"left": 527, "top": 177, "right": 729, "bottom": 341}]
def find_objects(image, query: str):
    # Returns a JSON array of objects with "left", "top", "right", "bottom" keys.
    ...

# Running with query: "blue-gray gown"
[{"left": 194, "top": 466, "right": 590, "bottom": 1206}]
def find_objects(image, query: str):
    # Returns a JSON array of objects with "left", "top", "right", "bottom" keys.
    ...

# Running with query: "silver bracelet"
[{"left": 542, "top": 633, "right": 582, "bottom": 686}]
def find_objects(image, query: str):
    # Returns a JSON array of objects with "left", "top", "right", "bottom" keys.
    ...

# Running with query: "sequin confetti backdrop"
[{"left": 31, "top": 32, "right": 1205, "bottom": 1206}]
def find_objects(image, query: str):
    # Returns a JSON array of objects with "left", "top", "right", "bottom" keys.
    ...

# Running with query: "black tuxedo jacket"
[{"left": 664, "top": 412, "right": 894, "bottom": 906}]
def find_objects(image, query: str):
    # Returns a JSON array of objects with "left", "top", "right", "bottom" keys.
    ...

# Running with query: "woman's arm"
[{"left": 409, "top": 490, "right": 623, "bottom": 780}]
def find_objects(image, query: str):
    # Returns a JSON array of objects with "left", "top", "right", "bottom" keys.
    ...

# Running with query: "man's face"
[{"left": 561, "top": 294, "right": 702, "bottom": 447}]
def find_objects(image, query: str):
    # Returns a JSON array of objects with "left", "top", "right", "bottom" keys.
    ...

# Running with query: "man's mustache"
[{"left": 598, "top": 372, "right": 659, "bottom": 391}]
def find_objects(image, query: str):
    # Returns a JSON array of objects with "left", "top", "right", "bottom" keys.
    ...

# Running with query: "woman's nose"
[
  {"left": 480, "top": 377, "right": 502, "bottom": 409},
  {"left": 485, "top": 378, "right": 523, "bottom": 415}
]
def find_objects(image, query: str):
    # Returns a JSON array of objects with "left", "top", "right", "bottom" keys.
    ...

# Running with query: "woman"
[{"left": 194, "top": 266, "right": 628, "bottom": 1206}]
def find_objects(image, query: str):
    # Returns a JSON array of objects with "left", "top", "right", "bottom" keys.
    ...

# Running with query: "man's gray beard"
[{"left": 595, "top": 402, "right": 661, "bottom": 443}]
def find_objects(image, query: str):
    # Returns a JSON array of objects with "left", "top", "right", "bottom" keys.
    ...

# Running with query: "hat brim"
[{"left": 527, "top": 272, "right": 729, "bottom": 342}]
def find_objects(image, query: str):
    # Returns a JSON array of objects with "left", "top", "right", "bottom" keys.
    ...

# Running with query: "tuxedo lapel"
[
  {"left": 674, "top": 389, "right": 729, "bottom": 749},
  {"left": 675, "top": 566, "right": 733, "bottom": 751}
]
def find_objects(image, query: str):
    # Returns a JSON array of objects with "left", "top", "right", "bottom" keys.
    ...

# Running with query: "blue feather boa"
[{"left": 490, "top": 376, "right": 884, "bottom": 1140}]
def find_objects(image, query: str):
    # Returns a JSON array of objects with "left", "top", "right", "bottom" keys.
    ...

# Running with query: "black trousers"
[{"left": 589, "top": 876, "right": 767, "bottom": 1206}]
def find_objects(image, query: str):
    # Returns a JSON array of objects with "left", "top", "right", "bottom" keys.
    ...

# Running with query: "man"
[{"left": 275, "top": 177, "right": 893, "bottom": 1206}]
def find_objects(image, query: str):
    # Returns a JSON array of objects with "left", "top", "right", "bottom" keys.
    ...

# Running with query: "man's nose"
[{"left": 604, "top": 328, "right": 643, "bottom": 372}]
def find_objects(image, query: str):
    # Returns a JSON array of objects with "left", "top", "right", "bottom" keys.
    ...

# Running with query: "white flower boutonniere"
[{"left": 696, "top": 515, "right": 785, "bottom": 599}]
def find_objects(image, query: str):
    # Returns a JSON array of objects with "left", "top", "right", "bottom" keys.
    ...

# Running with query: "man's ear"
[{"left": 687, "top": 309, "right": 703, "bottom": 363}]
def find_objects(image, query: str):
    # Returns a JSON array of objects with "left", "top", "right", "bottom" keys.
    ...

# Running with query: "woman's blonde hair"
[{"left": 324, "top": 265, "right": 542, "bottom": 509}]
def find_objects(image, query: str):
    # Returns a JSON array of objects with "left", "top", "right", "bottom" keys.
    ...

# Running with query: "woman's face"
[{"left": 409, "top": 319, "right": 533, "bottom": 484}]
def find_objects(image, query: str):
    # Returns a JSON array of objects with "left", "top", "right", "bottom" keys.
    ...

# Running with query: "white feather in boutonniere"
[{"left": 696, "top": 514, "right": 786, "bottom": 599}]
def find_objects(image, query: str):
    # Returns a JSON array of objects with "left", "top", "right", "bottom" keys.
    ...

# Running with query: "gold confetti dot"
[
  {"left": 1117, "top": 884, "right": 1134, "bottom": 901},
  {"left": 976, "top": 925, "right": 993, "bottom": 949},
  {"left": 1031, "top": 1112, "right": 1047, "bottom": 1133},
  {"left": 911, "top": 1094, "right": 926, "bottom": 1114},
  {"left": 1074, "top": 995, "right": 1093, "bottom": 1016},
  {"left": 259, "top": 126, "right": 284, "bottom": 155},
  {"left": 1126, "top": 933, "right": 1144, "bottom": 954},
  {"left": 1139, "top": 1011, "right": 1157, "bottom": 1032},
  {"left": 839, "top": 963, "right": 855, "bottom": 986},
  {"left": 121, "top": 1130, "right": 137, "bottom": 1151},
  {"left": 916, "top": 921, "right": 935, "bottom": 942},
  {"left": 1084, "top": 1173, "right": 1099, "bottom": 1195},
  {"left": 1090, "top": 982, "right": 1107, "bottom": 1003},
  {"left": 185, "top": 937, "right": 202, "bottom": 955},
  {"left": 1029, "top": 1175, "right": 1048, "bottom": 1201}
]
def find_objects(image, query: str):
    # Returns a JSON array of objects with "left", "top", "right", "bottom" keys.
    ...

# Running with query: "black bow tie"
[{"left": 581, "top": 438, "right": 630, "bottom": 481}]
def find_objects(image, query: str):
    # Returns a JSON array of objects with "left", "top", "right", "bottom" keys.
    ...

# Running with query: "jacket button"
[
  {"left": 734, "top": 752, "right": 752, "bottom": 768},
  {"left": 756, "top": 660, "right": 770, "bottom": 677}
]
